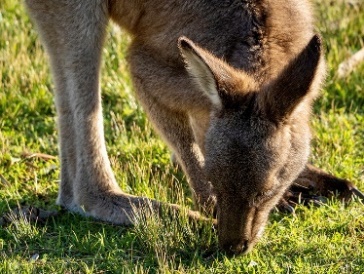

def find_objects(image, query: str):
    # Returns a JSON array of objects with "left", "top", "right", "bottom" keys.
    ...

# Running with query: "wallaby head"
[{"left": 179, "top": 35, "right": 323, "bottom": 254}]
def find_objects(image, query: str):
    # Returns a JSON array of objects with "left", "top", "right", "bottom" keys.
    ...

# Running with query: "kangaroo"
[{"left": 23, "top": 0, "right": 363, "bottom": 255}]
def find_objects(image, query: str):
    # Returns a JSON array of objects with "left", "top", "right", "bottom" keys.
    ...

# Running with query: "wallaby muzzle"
[{"left": 216, "top": 199, "right": 267, "bottom": 255}]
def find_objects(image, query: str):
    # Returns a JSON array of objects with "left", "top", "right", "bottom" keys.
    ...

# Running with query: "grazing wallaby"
[{"left": 24, "top": 0, "right": 363, "bottom": 255}]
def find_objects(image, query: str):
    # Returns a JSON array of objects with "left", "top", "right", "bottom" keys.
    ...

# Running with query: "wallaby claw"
[
  {"left": 276, "top": 199, "right": 296, "bottom": 214},
  {"left": 352, "top": 187, "right": 364, "bottom": 202}
]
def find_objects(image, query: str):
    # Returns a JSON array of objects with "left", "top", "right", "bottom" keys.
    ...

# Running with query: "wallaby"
[{"left": 23, "top": 0, "right": 363, "bottom": 255}]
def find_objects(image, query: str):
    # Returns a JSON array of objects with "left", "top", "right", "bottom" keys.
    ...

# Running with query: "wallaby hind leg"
[
  {"left": 24, "top": 0, "right": 171, "bottom": 224},
  {"left": 24, "top": 0, "right": 86, "bottom": 211}
]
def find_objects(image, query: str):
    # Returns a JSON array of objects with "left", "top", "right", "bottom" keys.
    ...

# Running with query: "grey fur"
[{"left": 24, "top": 0, "right": 327, "bottom": 254}]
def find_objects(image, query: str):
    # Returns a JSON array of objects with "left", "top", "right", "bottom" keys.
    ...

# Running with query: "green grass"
[{"left": 1, "top": 0, "right": 363, "bottom": 273}]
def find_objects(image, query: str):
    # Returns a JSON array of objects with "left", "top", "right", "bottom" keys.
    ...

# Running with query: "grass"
[{"left": 0, "top": 0, "right": 363, "bottom": 273}]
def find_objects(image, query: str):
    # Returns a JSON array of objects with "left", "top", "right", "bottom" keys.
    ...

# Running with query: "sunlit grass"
[{"left": 1, "top": 0, "right": 363, "bottom": 272}]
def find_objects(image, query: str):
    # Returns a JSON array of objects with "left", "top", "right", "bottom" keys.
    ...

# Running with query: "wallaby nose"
[{"left": 221, "top": 240, "right": 249, "bottom": 256}]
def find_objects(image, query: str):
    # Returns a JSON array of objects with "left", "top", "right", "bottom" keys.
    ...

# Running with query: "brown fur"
[{"left": 23, "top": 0, "right": 355, "bottom": 255}]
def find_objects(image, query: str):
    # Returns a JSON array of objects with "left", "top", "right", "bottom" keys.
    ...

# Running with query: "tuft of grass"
[{"left": 1, "top": 0, "right": 363, "bottom": 272}]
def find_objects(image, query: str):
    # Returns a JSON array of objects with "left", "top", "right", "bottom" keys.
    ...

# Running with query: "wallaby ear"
[
  {"left": 178, "top": 37, "right": 222, "bottom": 108},
  {"left": 259, "top": 35, "right": 323, "bottom": 121},
  {"left": 179, "top": 36, "right": 258, "bottom": 109}
]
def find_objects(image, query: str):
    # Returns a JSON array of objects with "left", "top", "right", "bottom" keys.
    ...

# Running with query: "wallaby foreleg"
[
  {"left": 130, "top": 93, "right": 215, "bottom": 214},
  {"left": 128, "top": 46, "right": 217, "bottom": 214},
  {"left": 279, "top": 163, "right": 364, "bottom": 211},
  {"left": 294, "top": 164, "right": 364, "bottom": 201},
  {"left": 154, "top": 108, "right": 216, "bottom": 215}
]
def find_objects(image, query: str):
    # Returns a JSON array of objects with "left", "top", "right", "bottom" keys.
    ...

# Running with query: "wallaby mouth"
[
  {"left": 217, "top": 202, "right": 258, "bottom": 255},
  {"left": 220, "top": 239, "right": 250, "bottom": 256},
  {"left": 216, "top": 199, "right": 271, "bottom": 255}
]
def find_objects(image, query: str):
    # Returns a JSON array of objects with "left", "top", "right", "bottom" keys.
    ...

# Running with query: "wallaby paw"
[
  {"left": 72, "top": 191, "right": 209, "bottom": 226},
  {"left": 75, "top": 193, "right": 152, "bottom": 225},
  {"left": 0, "top": 205, "right": 59, "bottom": 226},
  {"left": 295, "top": 164, "right": 364, "bottom": 202},
  {"left": 277, "top": 193, "right": 328, "bottom": 214},
  {"left": 277, "top": 167, "right": 364, "bottom": 214},
  {"left": 276, "top": 198, "right": 296, "bottom": 214}
]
